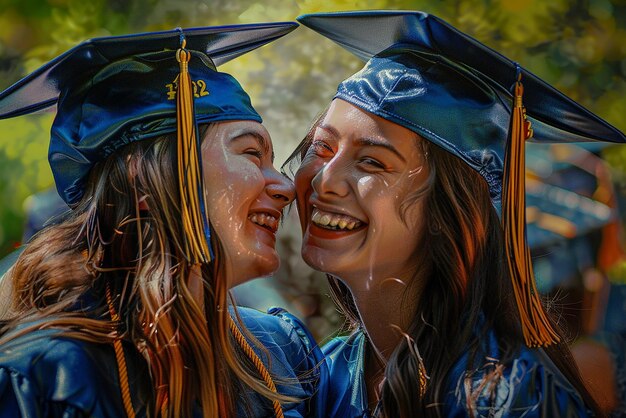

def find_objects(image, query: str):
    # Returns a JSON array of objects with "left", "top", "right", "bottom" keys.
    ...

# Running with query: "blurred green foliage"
[{"left": 1, "top": 1, "right": 626, "bottom": 331}]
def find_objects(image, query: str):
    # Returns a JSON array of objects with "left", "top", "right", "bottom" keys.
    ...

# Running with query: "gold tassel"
[
  {"left": 106, "top": 283, "right": 137, "bottom": 418},
  {"left": 229, "top": 317, "right": 284, "bottom": 418},
  {"left": 502, "top": 74, "right": 560, "bottom": 347},
  {"left": 176, "top": 39, "right": 211, "bottom": 264}
]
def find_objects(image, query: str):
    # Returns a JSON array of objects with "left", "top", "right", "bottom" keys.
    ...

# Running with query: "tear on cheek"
[
  {"left": 357, "top": 175, "right": 374, "bottom": 197},
  {"left": 408, "top": 165, "right": 424, "bottom": 177}
]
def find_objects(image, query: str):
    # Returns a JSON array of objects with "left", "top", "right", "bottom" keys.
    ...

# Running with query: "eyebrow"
[
  {"left": 318, "top": 123, "right": 406, "bottom": 163},
  {"left": 231, "top": 130, "right": 274, "bottom": 162}
]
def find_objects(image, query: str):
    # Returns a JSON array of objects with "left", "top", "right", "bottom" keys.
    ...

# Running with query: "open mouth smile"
[
  {"left": 248, "top": 212, "right": 279, "bottom": 233},
  {"left": 311, "top": 208, "right": 364, "bottom": 231}
]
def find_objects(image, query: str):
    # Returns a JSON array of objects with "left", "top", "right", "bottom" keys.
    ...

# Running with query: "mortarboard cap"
[
  {"left": 297, "top": 10, "right": 625, "bottom": 347},
  {"left": 0, "top": 23, "right": 297, "bottom": 119},
  {"left": 0, "top": 22, "right": 297, "bottom": 266},
  {"left": 0, "top": 23, "right": 297, "bottom": 205},
  {"left": 526, "top": 142, "right": 626, "bottom": 273},
  {"left": 298, "top": 10, "right": 624, "bottom": 205}
]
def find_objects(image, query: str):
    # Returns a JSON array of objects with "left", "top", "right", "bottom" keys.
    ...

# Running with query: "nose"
[
  {"left": 266, "top": 168, "right": 296, "bottom": 205},
  {"left": 311, "top": 155, "right": 350, "bottom": 198}
]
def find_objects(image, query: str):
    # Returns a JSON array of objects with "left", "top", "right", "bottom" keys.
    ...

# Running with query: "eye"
[
  {"left": 309, "top": 139, "right": 334, "bottom": 157},
  {"left": 359, "top": 157, "right": 386, "bottom": 171},
  {"left": 244, "top": 148, "right": 263, "bottom": 160}
]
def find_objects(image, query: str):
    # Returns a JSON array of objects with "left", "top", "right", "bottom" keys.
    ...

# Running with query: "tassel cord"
[
  {"left": 503, "top": 79, "right": 560, "bottom": 347},
  {"left": 176, "top": 44, "right": 211, "bottom": 264},
  {"left": 106, "top": 283, "right": 137, "bottom": 418},
  {"left": 229, "top": 317, "right": 284, "bottom": 418}
]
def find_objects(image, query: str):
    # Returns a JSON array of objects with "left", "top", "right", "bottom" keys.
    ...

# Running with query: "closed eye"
[
  {"left": 310, "top": 140, "right": 333, "bottom": 156},
  {"left": 244, "top": 148, "right": 263, "bottom": 159},
  {"left": 359, "top": 157, "right": 386, "bottom": 170}
]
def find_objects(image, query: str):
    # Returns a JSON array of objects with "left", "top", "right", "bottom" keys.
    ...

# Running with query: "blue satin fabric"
[
  {"left": 49, "top": 49, "right": 260, "bottom": 206},
  {"left": 0, "top": 307, "right": 328, "bottom": 418},
  {"left": 322, "top": 329, "right": 592, "bottom": 417},
  {"left": 0, "top": 23, "right": 299, "bottom": 206},
  {"left": 335, "top": 54, "right": 507, "bottom": 207},
  {"left": 297, "top": 11, "right": 626, "bottom": 211}
]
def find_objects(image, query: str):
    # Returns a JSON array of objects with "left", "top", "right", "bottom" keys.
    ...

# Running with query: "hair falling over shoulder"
[
  {"left": 1, "top": 131, "right": 286, "bottom": 418},
  {"left": 373, "top": 145, "right": 602, "bottom": 417}
]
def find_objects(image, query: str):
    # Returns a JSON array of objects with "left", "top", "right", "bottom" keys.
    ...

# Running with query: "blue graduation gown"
[
  {"left": 0, "top": 307, "right": 328, "bottom": 417},
  {"left": 322, "top": 329, "right": 592, "bottom": 417}
]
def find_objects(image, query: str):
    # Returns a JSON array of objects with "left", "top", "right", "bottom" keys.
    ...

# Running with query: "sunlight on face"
[
  {"left": 202, "top": 120, "right": 294, "bottom": 287},
  {"left": 295, "top": 99, "right": 430, "bottom": 292}
]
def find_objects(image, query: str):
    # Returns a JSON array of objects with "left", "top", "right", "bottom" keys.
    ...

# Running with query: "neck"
[
  {"left": 348, "top": 276, "right": 420, "bottom": 410},
  {"left": 337, "top": 268, "right": 424, "bottom": 408},
  {"left": 351, "top": 282, "right": 415, "bottom": 361}
]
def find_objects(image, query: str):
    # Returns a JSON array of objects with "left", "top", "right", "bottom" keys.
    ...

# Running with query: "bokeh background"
[{"left": 2, "top": 0, "right": 626, "bottom": 342}]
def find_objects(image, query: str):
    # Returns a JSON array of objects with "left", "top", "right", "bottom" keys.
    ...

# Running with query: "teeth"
[
  {"left": 311, "top": 208, "right": 362, "bottom": 231},
  {"left": 248, "top": 213, "right": 278, "bottom": 231},
  {"left": 319, "top": 214, "right": 331, "bottom": 226}
]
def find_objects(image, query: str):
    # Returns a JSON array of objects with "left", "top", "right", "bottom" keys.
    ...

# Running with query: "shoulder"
[
  {"left": 322, "top": 331, "right": 364, "bottom": 374},
  {"left": 322, "top": 331, "right": 362, "bottom": 356},
  {"left": 1, "top": 329, "right": 105, "bottom": 388},
  {"left": 445, "top": 340, "right": 593, "bottom": 417},
  {"left": 321, "top": 331, "right": 369, "bottom": 418},
  {"left": 235, "top": 306, "right": 321, "bottom": 364},
  {"left": 573, "top": 332, "right": 624, "bottom": 413},
  {"left": 234, "top": 307, "right": 330, "bottom": 417},
  {"left": 0, "top": 329, "right": 144, "bottom": 417},
  {"left": 234, "top": 307, "right": 328, "bottom": 388}
]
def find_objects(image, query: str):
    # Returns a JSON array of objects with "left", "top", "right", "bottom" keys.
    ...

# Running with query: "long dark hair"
[
  {"left": 2, "top": 128, "right": 289, "bottom": 417},
  {"left": 285, "top": 111, "right": 602, "bottom": 418}
]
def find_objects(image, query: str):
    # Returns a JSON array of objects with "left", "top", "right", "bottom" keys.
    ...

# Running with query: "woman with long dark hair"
[
  {"left": 288, "top": 11, "right": 625, "bottom": 417},
  {"left": 0, "top": 24, "right": 326, "bottom": 417}
]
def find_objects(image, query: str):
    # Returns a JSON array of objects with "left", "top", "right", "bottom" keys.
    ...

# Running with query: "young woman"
[
  {"left": 0, "top": 24, "right": 326, "bottom": 418},
  {"left": 289, "top": 11, "right": 625, "bottom": 418}
]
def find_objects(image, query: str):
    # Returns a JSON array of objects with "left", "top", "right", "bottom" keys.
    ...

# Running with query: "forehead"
[
  {"left": 321, "top": 99, "right": 421, "bottom": 148},
  {"left": 210, "top": 120, "right": 271, "bottom": 143}
]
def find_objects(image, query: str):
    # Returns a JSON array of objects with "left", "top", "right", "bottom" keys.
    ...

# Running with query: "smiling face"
[
  {"left": 295, "top": 99, "right": 431, "bottom": 291},
  {"left": 202, "top": 120, "right": 295, "bottom": 287}
]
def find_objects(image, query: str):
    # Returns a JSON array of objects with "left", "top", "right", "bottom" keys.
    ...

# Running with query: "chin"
[
  {"left": 302, "top": 246, "right": 364, "bottom": 286},
  {"left": 227, "top": 241, "right": 281, "bottom": 285},
  {"left": 302, "top": 246, "right": 337, "bottom": 276},
  {"left": 243, "top": 253, "right": 280, "bottom": 282},
  {"left": 258, "top": 257, "right": 280, "bottom": 278}
]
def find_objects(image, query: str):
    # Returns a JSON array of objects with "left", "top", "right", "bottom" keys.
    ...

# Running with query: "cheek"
[
  {"left": 294, "top": 162, "right": 320, "bottom": 223},
  {"left": 204, "top": 162, "right": 264, "bottom": 225},
  {"left": 369, "top": 182, "right": 423, "bottom": 235},
  {"left": 357, "top": 175, "right": 375, "bottom": 198},
  {"left": 294, "top": 159, "right": 319, "bottom": 196},
  {"left": 394, "top": 197, "right": 425, "bottom": 244}
]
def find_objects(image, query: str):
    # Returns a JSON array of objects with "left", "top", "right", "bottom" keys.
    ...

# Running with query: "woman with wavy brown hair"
[
  {"left": 287, "top": 11, "right": 626, "bottom": 418},
  {"left": 0, "top": 24, "right": 326, "bottom": 418}
]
